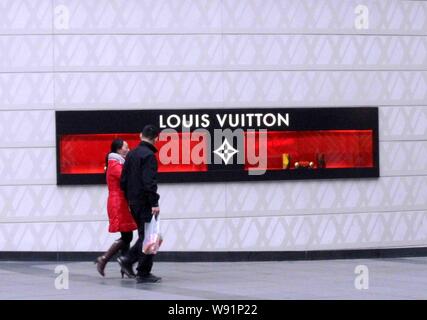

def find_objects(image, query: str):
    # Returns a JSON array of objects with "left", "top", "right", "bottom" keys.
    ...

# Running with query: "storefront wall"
[{"left": 0, "top": 0, "right": 426, "bottom": 252}]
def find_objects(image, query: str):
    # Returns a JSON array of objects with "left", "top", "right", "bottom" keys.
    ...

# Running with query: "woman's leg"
[
  {"left": 120, "top": 231, "right": 133, "bottom": 256},
  {"left": 95, "top": 237, "right": 125, "bottom": 277}
]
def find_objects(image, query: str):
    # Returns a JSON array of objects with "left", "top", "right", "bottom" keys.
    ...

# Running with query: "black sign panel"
[{"left": 56, "top": 107, "right": 379, "bottom": 185}]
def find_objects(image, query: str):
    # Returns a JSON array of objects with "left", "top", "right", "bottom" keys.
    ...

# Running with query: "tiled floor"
[{"left": 1, "top": 258, "right": 426, "bottom": 299}]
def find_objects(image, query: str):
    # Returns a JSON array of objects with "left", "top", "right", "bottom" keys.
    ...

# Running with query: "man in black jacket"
[{"left": 118, "top": 124, "right": 161, "bottom": 283}]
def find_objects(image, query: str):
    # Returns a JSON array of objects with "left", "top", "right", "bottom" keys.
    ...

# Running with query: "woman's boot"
[{"left": 95, "top": 239, "right": 124, "bottom": 277}]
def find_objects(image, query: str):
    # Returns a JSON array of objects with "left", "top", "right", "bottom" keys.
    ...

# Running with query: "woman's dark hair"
[{"left": 105, "top": 138, "right": 124, "bottom": 171}]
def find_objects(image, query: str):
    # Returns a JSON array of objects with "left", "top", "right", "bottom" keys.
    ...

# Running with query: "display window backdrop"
[{"left": 56, "top": 107, "right": 379, "bottom": 185}]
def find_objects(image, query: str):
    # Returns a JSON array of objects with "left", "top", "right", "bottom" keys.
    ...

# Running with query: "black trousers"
[{"left": 125, "top": 202, "right": 154, "bottom": 276}]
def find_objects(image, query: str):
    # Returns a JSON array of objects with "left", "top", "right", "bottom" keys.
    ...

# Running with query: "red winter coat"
[{"left": 106, "top": 159, "right": 137, "bottom": 233}]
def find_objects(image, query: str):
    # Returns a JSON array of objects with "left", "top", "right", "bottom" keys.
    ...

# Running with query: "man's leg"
[
  {"left": 136, "top": 249, "right": 160, "bottom": 282},
  {"left": 123, "top": 204, "right": 142, "bottom": 264},
  {"left": 135, "top": 204, "right": 160, "bottom": 282},
  {"left": 121, "top": 204, "right": 153, "bottom": 271},
  {"left": 135, "top": 205, "right": 154, "bottom": 276},
  {"left": 120, "top": 202, "right": 160, "bottom": 282},
  {"left": 117, "top": 204, "right": 142, "bottom": 277},
  {"left": 136, "top": 252, "right": 153, "bottom": 276}
]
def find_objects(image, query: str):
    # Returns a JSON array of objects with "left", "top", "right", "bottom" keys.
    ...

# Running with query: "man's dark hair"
[{"left": 142, "top": 124, "right": 160, "bottom": 140}]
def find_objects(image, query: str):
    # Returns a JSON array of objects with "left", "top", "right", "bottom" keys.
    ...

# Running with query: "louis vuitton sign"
[{"left": 56, "top": 107, "right": 379, "bottom": 185}]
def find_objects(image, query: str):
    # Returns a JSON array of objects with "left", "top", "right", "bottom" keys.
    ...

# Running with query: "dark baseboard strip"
[{"left": 1, "top": 247, "right": 427, "bottom": 262}]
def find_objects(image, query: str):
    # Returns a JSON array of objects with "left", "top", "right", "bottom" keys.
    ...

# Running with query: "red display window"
[
  {"left": 244, "top": 130, "right": 373, "bottom": 171},
  {"left": 60, "top": 129, "right": 373, "bottom": 175},
  {"left": 59, "top": 132, "right": 208, "bottom": 174}
]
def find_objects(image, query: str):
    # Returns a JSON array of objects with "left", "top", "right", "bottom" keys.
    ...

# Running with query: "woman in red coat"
[{"left": 95, "top": 139, "right": 137, "bottom": 277}]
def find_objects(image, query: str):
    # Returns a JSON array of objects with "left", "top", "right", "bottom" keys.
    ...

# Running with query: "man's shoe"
[{"left": 136, "top": 273, "right": 162, "bottom": 283}]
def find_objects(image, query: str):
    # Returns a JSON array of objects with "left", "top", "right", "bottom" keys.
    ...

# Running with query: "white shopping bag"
[{"left": 143, "top": 215, "right": 163, "bottom": 255}]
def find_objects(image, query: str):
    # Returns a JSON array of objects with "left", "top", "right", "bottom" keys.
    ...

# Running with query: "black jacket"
[{"left": 120, "top": 141, "right": 160, "bottom": 207}]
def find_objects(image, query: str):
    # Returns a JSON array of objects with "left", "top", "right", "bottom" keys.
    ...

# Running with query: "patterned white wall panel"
[
  {"left": 0, "top": 0, "right": 426, "bottom": 252},
  {"left": 2, "top": 211, "right": 426, "bottom": 251},
  {"left": 160, "top": 183, "right": 226, "bottom": 220},
  {"left": 55, "top": 221, "right": 117, "bottom": 251},
  {"left": 380, "top": 141, "right": 427, "bottom": 177},
  {"left": 54, "top": 35, "right": 223, "bottom": 72},
  {"left": 0, "top": 106, "right": 422, "bottom": 148},
  {"left": 0, "top": 140, "right": 425, "bottom": 186},
  {"left": 224, "top": 176, "right": 426, "bottom": 218},
  {"left": 0, "top": 222, "right": 58, "bottom": 251},
  {"left": 1, "top": 176, "right": 425, "bottom": 223},
  {"left": 0, "top": 183, "right": 227, "bottom": 222},
  {"left": 0, "top": 185, "right": 107, "bottom": 222},
  {"left": 0, "top": 0, "right": 52, "bottom": 34},
  {"left": 53, "top": 71, "right": 427, "bottom": 109},
  {"left": 0, "top": 71, "right": 425, "bottom": 111},
  {"left": 0, "top": 73, "right": 53, "bottom": 110},
  {"left": 0, "top": 106, "right": 422, "bottom": 147},
  {"left": 224, "top": 210, "right": 427, "bottom": 251},
  {"left": 0, "top": 36, "right": 52, "bottom": 72},
  {"left": 0, "top": 221, "right": 116, "bottom": 251},
  {"left": 0, "top": 148, "right": 56, "bottom": 185},
  {"left": 0, "top": 149, "right": 57, "bottom": 185},
  {"left": 221, "top": 0, "right": 427, "bottom": 35},
  {"left": 52, "top": 0, "right": 427, "bottom": 35},
  {"left": 221, "top": 71, "right": 427, "bottom": 107},
  {"left": 54, "top": 72, "right": 224, "bottom": 109},
  {"left": 53, "top": 34, "right": 427, "bottom": 71},
  {"left": 379, "top": 106, "right": 427, "bottom": 141},
  {"left": 221, "top": 35, "right": 427, "bottom": 70},
  {"left": 0, "top": 111, "right": 55, "bottom": 148},
  {"left": 160, "top": 218, "right": 230, "bottom": 251},
  {"left": 53, "top": 0, "right": 222, "bottom": 34}
]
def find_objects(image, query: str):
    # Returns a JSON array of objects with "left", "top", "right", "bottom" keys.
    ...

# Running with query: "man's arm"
[
  {"left": 142, "top": 153, "right": 160, "bottom": 208},
  {"left": 120, "top": 160, "right": 129, "bottom": 199}
]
